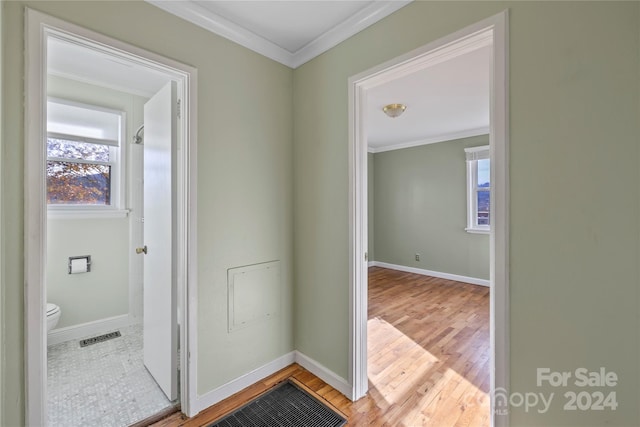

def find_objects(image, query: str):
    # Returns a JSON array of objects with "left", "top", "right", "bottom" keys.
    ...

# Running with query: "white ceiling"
[
  {"left": 47, "top": 4, "right": 490, "bottom": 152},
  {"left": 367, "top": 45, "right": 491, "bottom": 152},
  {"left": 47, "top": 37, "right": 171, "bottom": 98},
  {"left": 146, "top": 0, "right": 412, "bottom": 68},
  {"left": 194, "top": 1, "right": 372, "bottom": 53}
]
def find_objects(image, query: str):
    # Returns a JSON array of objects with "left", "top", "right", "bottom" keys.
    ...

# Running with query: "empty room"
[{"left": 2, "top": 1, "right": 640, "bottom": 427}]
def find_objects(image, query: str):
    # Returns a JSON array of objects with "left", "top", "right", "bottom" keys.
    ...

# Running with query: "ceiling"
[
  {"left": 146, "top": 0, "right": 412, "bottom": 68},
  {"left": 367, "top": 45, "right": 490, "bottom": 152},
  {"left": 194, "top": 1, "right": 376, "bottom": 53},
  {"left": 47, "top": 37, "right": 171, "bottom": 98},
  {"left": 47, "top": 3, "right": 490, "bottom": 152}
]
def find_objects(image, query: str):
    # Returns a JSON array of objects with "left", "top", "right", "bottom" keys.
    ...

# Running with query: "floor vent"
[{"left": 79, "top": 331, "right": 121, "bottom": 347}]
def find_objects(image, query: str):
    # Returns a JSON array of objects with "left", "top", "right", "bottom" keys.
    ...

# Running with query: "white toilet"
[{"left": 46, "top": 303, "right": 61, "bottom": 332}]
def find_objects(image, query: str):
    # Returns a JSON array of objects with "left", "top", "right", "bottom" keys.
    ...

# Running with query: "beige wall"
[
  {"left": 372, "top": 135, "right": 490, "bottom": 280},
  {"left": 294, "top": 2, "right": 639, "bottom": 425},
  {"left": 46, "top": 75, "right": 146, "bottom": 329},
  {"left": 1, "top": 1, "right": 293, "bottom": 424}
]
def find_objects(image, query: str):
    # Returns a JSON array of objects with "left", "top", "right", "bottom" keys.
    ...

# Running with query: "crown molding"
[
  {"left": 291, "top": 1, "right": 413, "bottom": 68},
  {"left": 146, "top": 0, "right": 295, "bottom": 66},
  {"left": 146, "top": 0, "right": 413, "bottom": 69},
  {"left": 368, "top": 127, "right": 490, "bottom": 153}
]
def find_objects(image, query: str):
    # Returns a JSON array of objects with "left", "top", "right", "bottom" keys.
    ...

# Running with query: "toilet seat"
[{"left": 47, "top": 303, "right": 60, "bottom": 316}]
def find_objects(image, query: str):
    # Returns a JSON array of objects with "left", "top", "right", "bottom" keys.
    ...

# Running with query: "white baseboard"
[
  {"left": 294, "top": 351, "right": 352, "bottom": 399},
  {"left": 193, "top": 351, "right": 352, "bottom": 416},
  {"left": 47, "top": 314, "right": 137, "bottom": 346},
  {"left": 193, "top": 352, "right": 296, "bottom": 415},
  {"left": 369, "top": 261, "right": 490, "bottom": 287}
]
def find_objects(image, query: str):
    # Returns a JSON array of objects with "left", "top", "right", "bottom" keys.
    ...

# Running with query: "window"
[
  {"left": 465, "top": 145, "right": 490, "bottom": 233},
  {"left": 46, "top": 99, "right": 125, "bottom": 213}
]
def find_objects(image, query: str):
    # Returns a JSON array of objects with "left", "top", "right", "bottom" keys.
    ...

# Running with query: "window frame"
[
  {"left": 465, "top": 145, "right": 490, "bottom": 234},
  {"left": 46, "top": 98, "right": 127, "bottom": 218}
]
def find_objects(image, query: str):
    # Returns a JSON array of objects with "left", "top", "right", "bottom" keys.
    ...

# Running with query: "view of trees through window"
[
  {"left": 47, "top": 138, "right": 112, "bottom": 205},
  {"left": 477, "top": 158, "right": 490, "bottom": 226}
]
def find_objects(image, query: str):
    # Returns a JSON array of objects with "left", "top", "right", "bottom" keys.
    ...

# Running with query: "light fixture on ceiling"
[{"left": 382, "top": 103, "right": 407, "bottom": 118}]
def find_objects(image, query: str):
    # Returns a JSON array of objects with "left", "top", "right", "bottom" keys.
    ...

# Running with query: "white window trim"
[
  {"left": 47, "top": 208, "right": 130, "bottom": 220},
  {"left": 46, "top": 98, "right": 127, "bottom": 218},
  {"left": 465, "top": 145, "right": 490, "bottom": 234}
]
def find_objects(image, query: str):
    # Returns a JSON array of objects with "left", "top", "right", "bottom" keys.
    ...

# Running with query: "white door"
[{"left": 142, "top": 81, "right": 178, "bottom": 401}]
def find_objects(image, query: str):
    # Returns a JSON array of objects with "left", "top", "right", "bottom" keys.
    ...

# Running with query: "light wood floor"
[{"left": 151, "top": 267, "right": 490, "bottom": 427}]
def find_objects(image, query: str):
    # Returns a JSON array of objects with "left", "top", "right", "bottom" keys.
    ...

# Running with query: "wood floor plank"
[{"left": 150, "top": 267, "right": 489, "bottom": 427}]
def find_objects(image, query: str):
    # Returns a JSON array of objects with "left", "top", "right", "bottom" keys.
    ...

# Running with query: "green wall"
[
  {"left": 2, "top": 1, "right": 640, "bottom": 426},
  {"left": 367, "top": 152, "right": 374, "bottom": 261},
  {"left": 0, "top": 0, "right": 4, "bottom": 423},
  {"left": 1, "top": 1, "right": 293, "bottom": 424},
  {"left": 372, "top": 135, "right": 490, "bottom": 280},
  {"left": 294, "top": 2, "right": 639, "bottom": 426}
]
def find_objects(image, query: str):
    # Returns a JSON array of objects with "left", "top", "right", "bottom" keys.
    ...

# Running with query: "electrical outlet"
[{"left": 415, "top": 253, "right": 420, "bottom": 261}]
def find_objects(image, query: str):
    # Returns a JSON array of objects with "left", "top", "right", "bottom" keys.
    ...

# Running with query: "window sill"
[
  {"left": 47, "top": 209, "right": 130, "bottom": 220},
  {"left": 465, "top": 227, "right": 490, "bottom": 235}
]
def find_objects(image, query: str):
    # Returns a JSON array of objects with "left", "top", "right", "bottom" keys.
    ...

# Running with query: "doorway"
[
  {"left": 24, "top": 9, "right": 198, "bottom": 425},
  {"left": 348, "top": 11, "right": 509, "bottom": 426}
]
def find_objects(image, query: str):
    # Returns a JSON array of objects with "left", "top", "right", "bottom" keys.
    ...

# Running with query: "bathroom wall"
[{"left": 46, "top": 74, "right": 146, "bottom": 330}]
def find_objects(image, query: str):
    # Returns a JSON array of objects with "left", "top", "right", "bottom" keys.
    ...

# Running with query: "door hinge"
[
  {"left": 364, "top": 252, "right": 368, "bottom": 261},
  {"left": 177, "top": 99, "right": 182, "bottom": 119}
]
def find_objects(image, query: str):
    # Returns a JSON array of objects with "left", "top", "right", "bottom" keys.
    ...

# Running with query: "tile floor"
[{"left": 48, "top": 323, "right": 176, "bottom": 427}]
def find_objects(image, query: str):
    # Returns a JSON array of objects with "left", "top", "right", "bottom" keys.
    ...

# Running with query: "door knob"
[{"left": 136, "top": 245, "right": 147, "bottom": 255}]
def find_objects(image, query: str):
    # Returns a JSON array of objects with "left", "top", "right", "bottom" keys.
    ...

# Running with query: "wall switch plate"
[{"left": 415, "top": 253, "right": 420, "bottom": 261}]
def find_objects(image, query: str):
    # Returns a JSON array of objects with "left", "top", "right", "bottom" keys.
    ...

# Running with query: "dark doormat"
[{"left": 208, "top": 380, "right": 347, "bottom": 427}]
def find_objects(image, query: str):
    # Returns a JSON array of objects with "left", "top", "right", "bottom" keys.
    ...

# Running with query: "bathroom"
[{"left": 45, "top": 36, "right": 177, "bottom": 426}]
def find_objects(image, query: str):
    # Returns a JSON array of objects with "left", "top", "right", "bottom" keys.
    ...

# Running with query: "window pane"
[
  {"left": 477, "top": 158, "right": 490, "bottom": 187},
  {"left": 47, "top": 161, "right": 111, "bottom": 205},
  {"left": 477, "top": 190, "right": 490, "bottom": 225},
  {"left": 47, "top": 138, "right": 110, "bottom": 162}
]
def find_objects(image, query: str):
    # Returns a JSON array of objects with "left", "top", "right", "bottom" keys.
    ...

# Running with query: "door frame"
[
  {"left": 348, "top": 11, "right": 509, "bottom": 426},
  {"left": 24, "top": 9, "right": 199, "bottom": 424}
]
